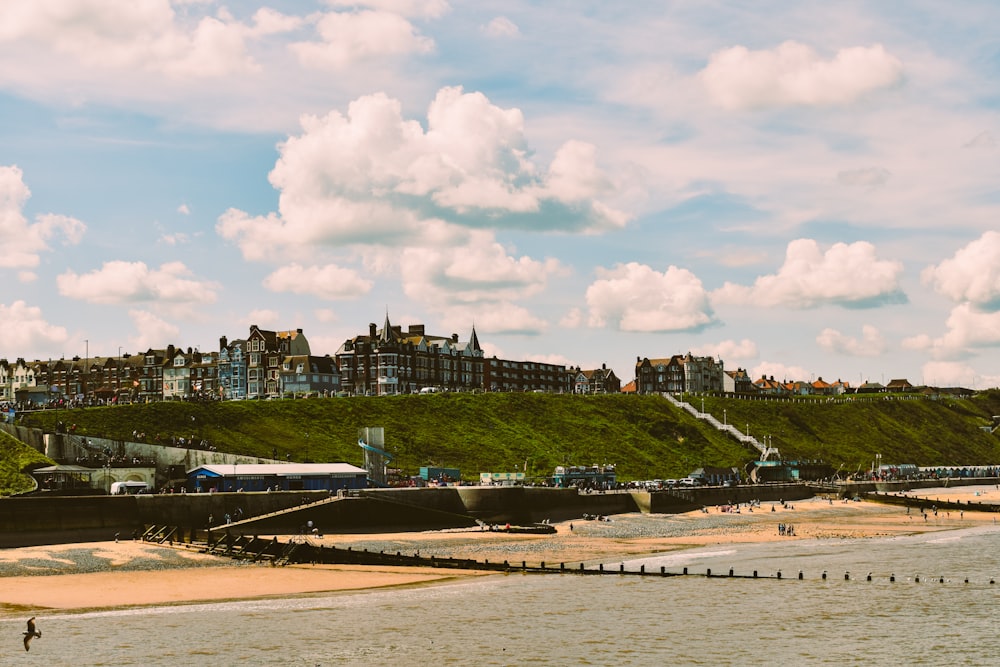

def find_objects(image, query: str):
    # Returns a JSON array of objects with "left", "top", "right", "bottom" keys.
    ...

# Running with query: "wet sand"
[{"left": 2, "top": 487, "right": 997, "bottom": 611}]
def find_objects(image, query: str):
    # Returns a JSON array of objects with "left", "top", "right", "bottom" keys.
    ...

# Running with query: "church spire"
[
  {"left": 468, "top": 323, "right": 482, "bottom": 353},
  {"left": 378, "top": 310, "right": 396, "bottom": 344}
]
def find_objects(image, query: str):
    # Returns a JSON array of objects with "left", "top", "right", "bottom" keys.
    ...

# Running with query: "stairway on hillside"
[{"left": 663, "top": 394, "right": 779, "bottom": 461}]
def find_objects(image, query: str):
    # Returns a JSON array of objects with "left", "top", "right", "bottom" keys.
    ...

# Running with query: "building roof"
[
  {"left": 32, "top": 464, "right": 96, "bottom": 473},
  {"left": 636, "top": 356, "right": 682, "bottom": 368},
  {"left": 188, "top": 463, "right": 367, "bottom": 477}
]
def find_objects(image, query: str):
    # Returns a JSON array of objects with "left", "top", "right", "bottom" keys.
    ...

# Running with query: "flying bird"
[{"left": 23, "top": 617, "right": 41, "bottom": 651}]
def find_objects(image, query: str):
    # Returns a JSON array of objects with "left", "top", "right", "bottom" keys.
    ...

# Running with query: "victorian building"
[
  {"left": 570, "top": 364, "right": 621, "bottom": 394},
  {"left": 246, "top": 326, "right": 311, "bottom": 399},
  {"left": 218, "top": 337, "right": 247, "bottom": 400},
  {"left": 336, "top": 315, "right": 484, "bottom": 395}
]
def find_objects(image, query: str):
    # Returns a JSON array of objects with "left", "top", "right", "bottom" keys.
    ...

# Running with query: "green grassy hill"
[
  {"left": 0, "top": 430, "right": 54, "bottom": 495},
  {"left": 9, "top": 390, "right": 1000, "bottom": 489}
]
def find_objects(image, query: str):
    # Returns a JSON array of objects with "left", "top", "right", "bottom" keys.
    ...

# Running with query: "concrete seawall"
[
  {"left": 2, "top": 483, "right": 828, "bottom": 547},
  {"left": 0, "top": 495, "right": 144, "bottom": 547},
  {"left": 833, "top": 477, "right": 1000, "bottom": 496}
]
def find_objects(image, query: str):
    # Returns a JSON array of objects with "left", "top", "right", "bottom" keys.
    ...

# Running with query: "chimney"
[
  {"left": 452, "top": 333, "right": 458, "bottom": 342},
  {"left": 369, "top": 323, "right": 377, "bottom": 338},
  {"left": 220, "top": 336, "right": 228, "bottom": 351}
]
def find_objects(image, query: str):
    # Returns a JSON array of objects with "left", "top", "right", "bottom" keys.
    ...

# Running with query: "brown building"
[
  {"left": 336, "top": 315, "right": 484, "bottom": 395},
  {"left": 484, "top": 357, "right": 569, "bottom": 393},
  {"left": 570, "top": 365, "right": 621, "bottom": 394},
  {"left": 635, "top": 355, "right": 685, "bottom": 394},
  {"left": 246, "top": 325, "right": 311, "bottom": 399}
]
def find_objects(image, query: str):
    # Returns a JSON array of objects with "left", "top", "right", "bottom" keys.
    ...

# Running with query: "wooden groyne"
[
  {"left": 862, "top": 490, "right": 1000, "bottom": 514},
  {"left": 148, "top": 530, "right": 1000, "bottom": 585}
]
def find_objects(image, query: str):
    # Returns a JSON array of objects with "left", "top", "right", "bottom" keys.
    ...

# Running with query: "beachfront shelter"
[
  {"left": 187, "top": 463, "right": 368, "bottom": 493},
  {"left": 31, "top": 464, "right": 96, "bottom": 493}
]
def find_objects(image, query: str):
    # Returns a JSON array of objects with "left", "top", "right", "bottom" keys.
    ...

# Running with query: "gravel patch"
[{"left": 0, "top": 545, "right": 240, "bottom": 577}]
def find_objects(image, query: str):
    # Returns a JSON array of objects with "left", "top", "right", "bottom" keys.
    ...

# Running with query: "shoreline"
[{"left": 3, "top": 486, "right": 999, "bottom": 612}]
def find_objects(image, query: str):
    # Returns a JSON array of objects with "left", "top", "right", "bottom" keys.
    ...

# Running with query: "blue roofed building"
[{"left": 187, "top": 463, "right": 368, "bottom": 493}]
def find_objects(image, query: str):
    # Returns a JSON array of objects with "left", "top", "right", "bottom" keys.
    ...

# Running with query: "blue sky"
[{"left": 2, "top": 0, "right": 999, "bottom": 389}]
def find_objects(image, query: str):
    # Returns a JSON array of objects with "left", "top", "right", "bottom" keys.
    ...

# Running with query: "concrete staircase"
[{"left": 663, "top": 393, "right": 779, "bottom": 461}]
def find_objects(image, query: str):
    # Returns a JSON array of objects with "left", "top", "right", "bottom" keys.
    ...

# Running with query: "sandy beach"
[{"left": 2, "top": 486, "right": 998, "bottom": 612}]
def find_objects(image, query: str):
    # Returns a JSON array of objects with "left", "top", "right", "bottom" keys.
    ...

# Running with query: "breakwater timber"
[{"left": 179, "top": 531, "right": 1000, "bottom": 586}]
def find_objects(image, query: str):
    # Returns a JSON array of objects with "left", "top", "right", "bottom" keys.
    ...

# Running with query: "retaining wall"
[
  {"left": 846, "top": 477, "right": 1000, "bottom": 495},
  {"left": 0, "top": 495, "right": 144, "bottom": 548}
]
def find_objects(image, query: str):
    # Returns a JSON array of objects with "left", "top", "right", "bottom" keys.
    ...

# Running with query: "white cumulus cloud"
[
  {"left": 816, "top": 325, "right": 887, "bottom": 356},
  {"left": 935, "top": 304, "right": 1000, "bottom": 352},
  {"left": 483, "top": 16, "right": 520, "bottom": 38},
  {"left": 246, "top": 309, "right": 280, "bottom": 328},
  {"left": 400, "top": 231, "right": 561, "bottom": 306},
  {"left": 291, "top": 9, "right": 434, "bottom": 69},
  {"left": 586, "top": 263, "right": 716, "bottom": 332},
  {"left": 127, "top": 309, "right": 180, "bottom": 351},
  {"left": 749, "top": 362, "right": 812, "bottom": 383},
  {"left": 920, "top": 361, "right": 999, "bottom": 388},
  {"left": 438, "top": 302, "right": 548, "bottom": 336},
  {"left": 700, "top": 41, "right": 903, "bottom": 110},
  {"left": 921, "top": 231, "right": 1000, "bottom": 308},
  {"left": 325, "top": 0, "right": 451, "bottom": 19},
  {"left": 217, "top": 87, "right": 628, "bottom": 261},
  {"left": 57, "top": 261, "right": 219, "bottom": 304},
  {"left": 903, "top": 304, "right": 1000, "bottom": 360},
  {"left": 262, "top": 263, "right": 373, "bottom": 300},
  {"left": 0, "top": 165, "right": 86, "bottom": 269},
  {"left": 0, "top": 300, "right": 69, "bottom": 351},
  {"left": 690, "top": 339, "right": 759, "bottom": 362},
  {"left": 0, "top": 0, "right": 288, "bottom": 79},
  {"left": 712, "top": 239, "right": 905, "bottom": 309}
]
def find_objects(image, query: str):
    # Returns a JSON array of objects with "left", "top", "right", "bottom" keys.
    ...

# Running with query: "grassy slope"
[
  {"left": 12, "top": 390, "right": 1000, "bottom": 485},
  {"left": 0, "top": 430, "right": 54, "bottom": 495}
]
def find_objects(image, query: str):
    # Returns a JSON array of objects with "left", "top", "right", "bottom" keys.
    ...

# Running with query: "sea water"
[{"left": 6, "top": 525, "right": 1000, "bottom": 666}]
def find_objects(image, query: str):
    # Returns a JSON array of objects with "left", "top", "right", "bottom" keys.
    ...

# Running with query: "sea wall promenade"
[{"left": 0, "top": 483, "right": 817, "bottom": 548}]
